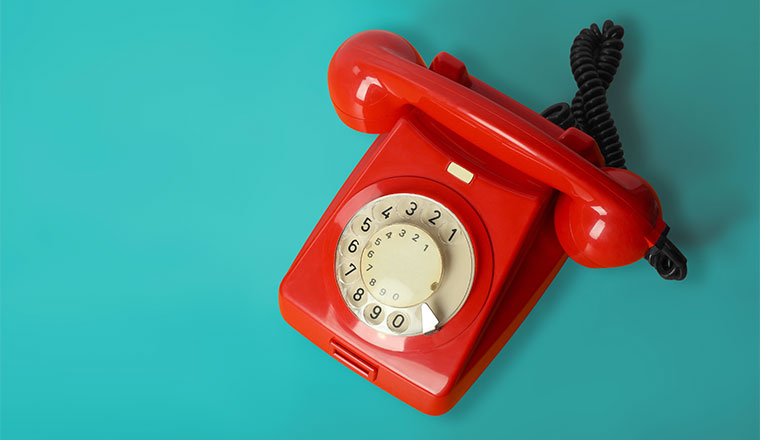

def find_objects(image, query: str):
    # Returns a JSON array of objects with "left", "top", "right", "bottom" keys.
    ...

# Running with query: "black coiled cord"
[
  {"left": 543, "top": 20, "right": 687, "bottom": 280},
  {"left": 542, "top": 20, "right": 626, "bottom": 168}
]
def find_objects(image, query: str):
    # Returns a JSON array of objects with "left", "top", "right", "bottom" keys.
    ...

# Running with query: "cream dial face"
[{"left": 335, "top": 193, "right": 475, "bottom": 336}]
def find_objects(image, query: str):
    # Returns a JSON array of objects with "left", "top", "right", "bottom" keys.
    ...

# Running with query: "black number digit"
[
  {"left": 399, "top": 228, "right": 406, "bottom": 237},
  {"left": 448, "top": 228, "right": 457, "bottom": 242},
  {"left": 367, "top": 250, "right": 374, "bottom": 258},
  {"left": 369, "top": 278, "right": 376, "bottom": 286},
  {"left": 381, "top": 206, "right": 392, "bottom": 219},
  {"left": 361, "top": 217, "right": 372, "bottom": 232},
  {"left": 365, "top": 263, "right": 373, "bottom": 271},
  {"left": 385, "top": 232, "right": 392, "bottom": 239},
  {"left": 423, "top": 244, "right": 429, "bottom": 252},
  {"left": 370, "top": 305, "right": 382, "bottom": 320},
  {"left": 412, "top": 233, "right": 419, "bottom": 242},
  {"left": 352, "top": 288, "right": 364, "bottom": 302},
  {"left": 344, "top": 263, "right": 356, "bottom": 276},
  {"left": 391, "top": 314, "right": 405, "bottom": 328},
  {"left": 428, "top": 210, "right": 441, "bottom": 225},
  {"left": 374, "top": 237, "right": 382, "bottom": 246},
  {"left": 405, "top": 201, "right": 418, "bottom": 216},
  {"left": 348, "top": 239, "right": 359, "bottom": 253}
]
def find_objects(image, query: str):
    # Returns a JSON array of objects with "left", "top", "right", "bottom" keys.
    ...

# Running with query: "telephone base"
[{"left": 280, "top": 203, "right": 565, "bottom": 414}]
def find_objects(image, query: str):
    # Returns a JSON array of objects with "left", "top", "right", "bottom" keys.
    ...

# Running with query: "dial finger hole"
[
  {"left": 338, "top": 261, "right": 360, "bottom": 283},
  {"left": 363, "top": 303, "right": 385, "bottom": 325},
  {"left": 346, "top": 285, "right": 368, "bottom": 307},
  {"left": 351, "top": 214, "right": 375, "bottom": 236},
  {"left": 339, "top": 236, "right": 362, "bottom": 257},
  {"left": 422, "top": 204, "right": 446, "bottom": 229},
  {"left": 397, "top": 196, "right": 421, "bottom": 219},
  {"left": 387, "top": 311, "right": 409, "bottom": 333},
  {"left": 372, "top": 200, "right": 396, "bottom": 224},
  {"left": 438, "top": 221, "right": 461, "bottom": 245}
]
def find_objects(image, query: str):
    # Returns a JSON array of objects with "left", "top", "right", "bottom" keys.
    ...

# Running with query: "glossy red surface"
[
  {"left": 327, "top": 30, "right": 668, "bottom": 268},
  {"left": 280, "top": 114, "right": 557, "bottom": 414},
  {"left": 280, "top": 30, "right": 672, "bottom": 414}
]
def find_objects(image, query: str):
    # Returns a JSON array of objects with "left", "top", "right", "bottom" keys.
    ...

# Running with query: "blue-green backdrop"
[{"left": 2, "top": 0, "right": 758, "bottom": 439}]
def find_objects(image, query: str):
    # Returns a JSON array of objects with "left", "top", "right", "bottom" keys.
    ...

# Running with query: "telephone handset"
[
  {"left": 328, "top": 30, "right": 684, "bottom": 275},
  {"left": 280, "top": 24, "right": 687, "bottom": 415}
]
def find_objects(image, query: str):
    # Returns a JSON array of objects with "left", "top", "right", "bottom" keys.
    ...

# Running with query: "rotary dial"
[{"left": 334, "top": 193, "right": 475, "bottom": 336}]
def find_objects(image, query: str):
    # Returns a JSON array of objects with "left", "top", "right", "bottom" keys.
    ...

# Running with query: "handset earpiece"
[{"left": 328, "top": 30, "right": 686, "bottom": 278}]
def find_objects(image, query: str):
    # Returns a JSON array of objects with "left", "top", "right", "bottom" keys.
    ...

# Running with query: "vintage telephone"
[{"left": 279, "top": 21, "right": 687, "bottom": 415}]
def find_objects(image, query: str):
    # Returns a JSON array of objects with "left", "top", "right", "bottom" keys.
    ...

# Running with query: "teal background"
[{"left": 2, "top": 0, "right": 758, "bottom": 438}]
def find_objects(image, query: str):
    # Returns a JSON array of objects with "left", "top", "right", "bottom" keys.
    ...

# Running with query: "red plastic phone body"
[{"left": 280, "top": 30, "right": 665, "bottom": 415}]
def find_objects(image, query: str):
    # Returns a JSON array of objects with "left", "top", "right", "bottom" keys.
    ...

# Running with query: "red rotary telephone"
[{"left": 280, "top": 23, "right": 686, "bottom": 415}]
